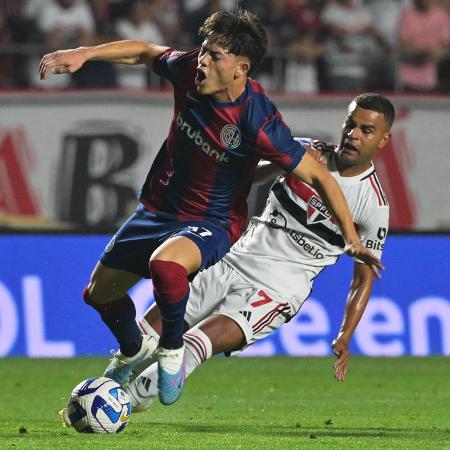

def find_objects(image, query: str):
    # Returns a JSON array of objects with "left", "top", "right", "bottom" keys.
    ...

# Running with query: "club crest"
[
  {"left": 220, "top": 124, "right": 241, "bottom": 149},
  {"left": 307, "top": 196, "right": 331, "bottom": 224}
]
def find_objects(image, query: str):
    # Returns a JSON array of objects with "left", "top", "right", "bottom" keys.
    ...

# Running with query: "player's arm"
[
  {"left": 40, "top": 40, "right": 169, "bottom": 80},
  {"left": 254, "top": 140, "right": 330, "bottom": 185},
  {"left": 332, "top": 262, "right": 374, "bottom": 381},
  {"left": 291, "top": 153, "right": 384, "bottom": 278}
]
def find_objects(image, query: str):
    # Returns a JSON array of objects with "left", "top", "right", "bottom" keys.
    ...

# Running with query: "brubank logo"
[
  {"left": 220, "top": 124, "right": 241, "bottom": 149},
  {"left": 176, "top": 112, "right": 229, "bottom": 163}
]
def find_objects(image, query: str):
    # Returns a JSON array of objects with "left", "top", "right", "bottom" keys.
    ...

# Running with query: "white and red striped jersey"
[{"left": 224, "top": 144, "right": 389, "bottom": 307}]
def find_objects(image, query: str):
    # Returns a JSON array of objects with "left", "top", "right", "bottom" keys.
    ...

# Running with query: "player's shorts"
[
  {"left": 184, "top": 259, "right": 309, "bottom": 348},
  {"left": 100, "top": 203, "right": 231, "bottom": 278}
]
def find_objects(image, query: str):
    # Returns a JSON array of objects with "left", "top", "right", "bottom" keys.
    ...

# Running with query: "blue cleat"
[
  {"left": 157, "top": 345, "right": 186, "bottom": 405},
  {"left": 104, "top": 335, "right": 158, "bottom": 387}
]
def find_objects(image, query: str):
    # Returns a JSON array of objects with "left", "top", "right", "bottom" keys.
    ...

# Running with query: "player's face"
[
  {"left": 196, "top": 40, "right": 249, "bottom": 101},
  {"left": 337, "top": 103, "right": 390, "bottom": 173}
]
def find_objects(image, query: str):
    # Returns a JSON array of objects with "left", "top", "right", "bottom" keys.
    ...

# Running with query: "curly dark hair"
[
  {"left": 199, "top": 8, "right": 268, "bottom": 76},
  {"left": 353, "top": 93, "right": 396, "bottom": 129}
]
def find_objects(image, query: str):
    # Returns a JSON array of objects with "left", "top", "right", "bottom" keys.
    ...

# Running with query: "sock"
[
  {"left": 138, "top": 316, "right": 161, "bottom": 343},
  {"left": 149, "top": 260, "right": 190, "bottom": 350},
  {"left": 183, "top": 327, "right": 213, "bottom": 373},
  {"left": 83, "top": 287, "right": 142, "bottom": 357},
  {"left": 128, "top": 327, "right": 213, "bottom": 406}
]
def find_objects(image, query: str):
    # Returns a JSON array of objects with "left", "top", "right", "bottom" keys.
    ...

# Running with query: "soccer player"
[
  {"left": 125, "top": 93, "right": 394, "bottom": 411},
  {"left": 39, "top": 10, "right": 381, "bottom": 405}
]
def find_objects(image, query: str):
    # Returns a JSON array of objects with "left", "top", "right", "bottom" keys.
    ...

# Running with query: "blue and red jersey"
[{"left": 139, "top": 48, "right": 305, "bottom": 244}]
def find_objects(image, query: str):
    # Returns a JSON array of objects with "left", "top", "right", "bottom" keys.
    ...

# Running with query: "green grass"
[{"left": 0, "top": 357, "right": 449, "bottom": 449}]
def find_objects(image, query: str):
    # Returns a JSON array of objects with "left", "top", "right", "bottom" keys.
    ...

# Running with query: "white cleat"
[
  {"left": 126, "top": 362, "right": 158, "bottom": 413},
  {"left": 103, "top": 335, "right": 158, "bottom": 386}
]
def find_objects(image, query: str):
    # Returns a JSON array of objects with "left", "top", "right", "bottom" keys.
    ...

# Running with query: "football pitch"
[{"left": 1, "top": 357, "right": 448, "bottom": 449}]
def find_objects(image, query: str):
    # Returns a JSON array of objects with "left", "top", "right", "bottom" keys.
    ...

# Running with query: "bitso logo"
[
  {"left": 377, "top": 227, "right": 387, "bottom": 240},
  {"left": 220, "top": 124, "right": 241, "bottom": 149}
]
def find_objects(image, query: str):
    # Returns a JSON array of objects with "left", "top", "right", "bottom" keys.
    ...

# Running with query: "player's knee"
[
  {"left": 83, "top": 280, "right": 121, "bottom": 304},
  {"left": 149, "top": 260, "right": 189, "bottom": 303},
  {"left": 82, "top": 283, "right": 110, "bottom": 306},
  {"left": 199, "top": 315, "right": 246, "bottom": 354},
  {"left": 86, "top": 266, "right": 129, "bottom": 304}
]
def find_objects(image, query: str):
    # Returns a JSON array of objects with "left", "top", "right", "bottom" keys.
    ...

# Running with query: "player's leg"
[
  {"left": 131, "top": 258, "right": 236, "bottom": 407},
  {"left": 127, "top": 314, "right": 245, "bottom": 411},
  {"left": 130, "top": 286, "right": 295, "bottom": 410},
  {"left": 148, "top": 235, "right": 202, "bottom": 405},
  {"left": 130, "top": 278, "right": 299, "bottom": 411},
  {"left": 150, "top": 235, "right": 202, "bottom": 349},
  {"left": 84, "top": 262, "right": 158, "bottom": 384},
  {"left": 149, "top": 221, "right": 230, "bottom": 405},
  {"left": 82, "top": 205, "right": 174, "bottom": 385}
]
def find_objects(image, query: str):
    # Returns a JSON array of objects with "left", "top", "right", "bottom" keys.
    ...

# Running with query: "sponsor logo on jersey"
[
  {"left": 377, "top": 227, "right": 387, "bottom": 240},
  {"left": 220, "top": 124, "right": 241, "bottom": 149},
  {"left": 307, "top": 195, "right": 331, "bottom": 225},
  {"left": 289, "top": 230, "right": 324, "bottom": 259},
  {"left": 176, "top": 112, "right": 229, "bottom": 163},
  {"left": 366, "top": 239, "right": 384, "bottom": 251},
  {"left": 268, "top": 209, "right": 287, "bottom": 229}
]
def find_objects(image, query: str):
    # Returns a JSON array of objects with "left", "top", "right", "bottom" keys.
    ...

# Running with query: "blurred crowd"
[{"left": 0, "top": 0, "right": 449, "bottom": 93}]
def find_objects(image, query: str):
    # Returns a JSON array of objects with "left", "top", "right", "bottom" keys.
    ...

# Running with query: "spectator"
[
  {"left": 398, "top": 0, "right": 450, "bottom": 92},
  {"left": 0, "top": 8, "right": 14, "bottom": 87},
  {"left": 115, "top": 0, "right": 164, "bottom": 88},
  {"left": 89, "top": 0, "right": 121, "bottom": 37},
  {"left": 154, "top": 0, "right": 181, "bottom": 46},
  {"left": 182, "top": 0, "right": 227, "bottom": 47},
  {"left": 284, "top": 32, "right": 324, "bottom": 94},
  {"left": 237, "top": 0, "right": 268, "bottom": 19},
  {"left": 366, "top": 0, "right": 405, "bottom": 90},
  {"left": 31, "top": 0, "right": 96, "bottom": 88},
  {"left": 244, "top": 0, "right": 300, "bottom": 90},
  {"left": 1, "top": 1, "right": 36, "bottom": 87},
  {"left": 23, "top": 0, "right": 53, "bottom": 22},
  {"left": 37, "top": 0, "right": 95, "bottom": 48},
  {"left": 284, "top": 0, "right": 325, "bottom": 93},
  {"left": 321, "top": 0, "right": 389, "bottom": 92}
]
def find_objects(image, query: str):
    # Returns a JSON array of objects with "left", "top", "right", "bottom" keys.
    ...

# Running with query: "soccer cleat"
[
  {"left": 157, "top": 345, "right": 186, "bottom": 405},
  {"left": 126, "top": 385, "right": 155, "bottom": 413},
  {"left": 104, "top": 335, "right": 158, "bottom": 387},
  {"left": 126, "top": 363, "right": 158, "bottom": 413},
  {"left": 59, "top": 407, "right": 71, "bottom": 427}
]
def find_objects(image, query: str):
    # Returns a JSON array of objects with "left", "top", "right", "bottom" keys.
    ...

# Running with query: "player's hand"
[
  {"left": 332, "top": 338, "right": 350, "bottom": 381},
  {"left": 39, "top": 48, "right": 88, "bottom": 80},
  {"left": 302, "top": 143, "right": 327, "bottom": 167},
  {"left": 344, "top": 243, "right": 384, "bottom": 279}
]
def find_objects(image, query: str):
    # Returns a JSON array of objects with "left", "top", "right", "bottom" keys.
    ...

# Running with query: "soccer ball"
[{"left": 62, "top": 377, "right": 132, "bottom": 433}]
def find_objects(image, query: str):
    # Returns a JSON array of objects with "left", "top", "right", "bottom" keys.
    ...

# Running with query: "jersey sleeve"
[
  {"left": 355, "top": 205, "right": 389, "bottom": 263},
  {"left": 253, "top": 105, "right": 305, "bottom": 172},
  {"left": 152, "top": 48, "right": 199, "bottom": 86}
]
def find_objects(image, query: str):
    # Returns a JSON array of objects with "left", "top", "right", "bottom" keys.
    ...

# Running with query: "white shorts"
[{"left": 185, "top": 260, "right": 301, "bottom": 348}]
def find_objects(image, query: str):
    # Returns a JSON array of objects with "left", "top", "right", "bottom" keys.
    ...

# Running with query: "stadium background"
[{"left": 1, "top": 0, "right": 449, "bottom": 358}]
